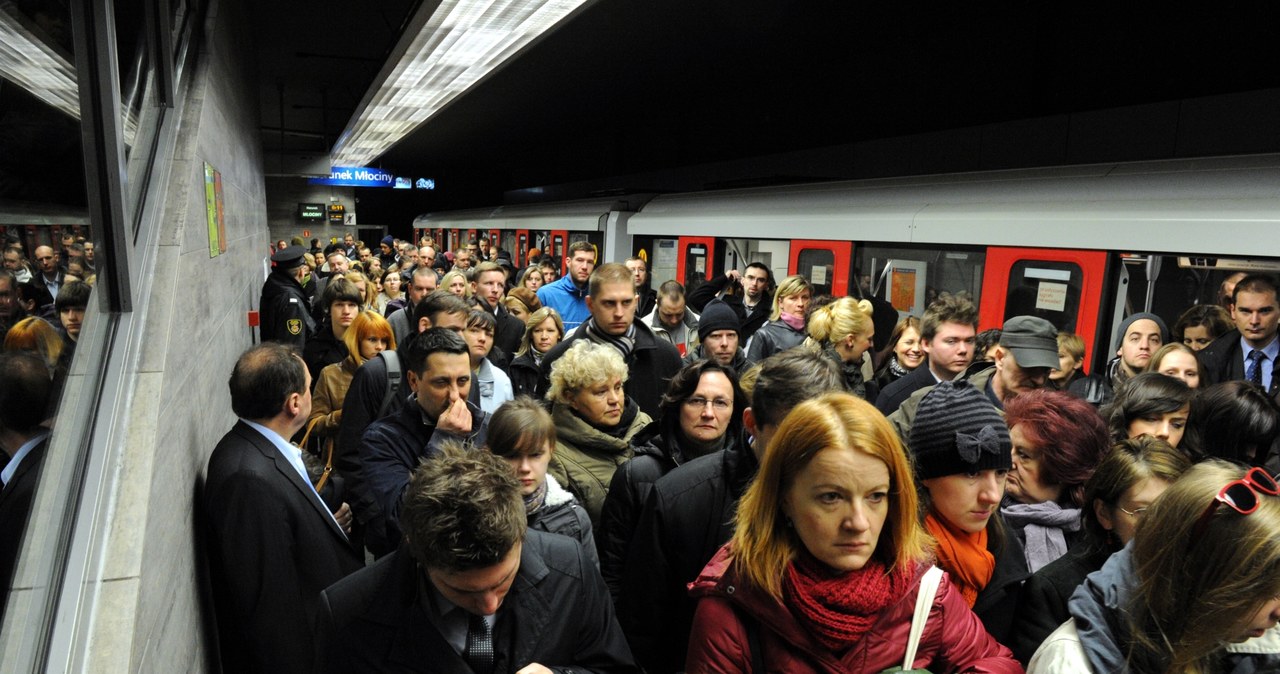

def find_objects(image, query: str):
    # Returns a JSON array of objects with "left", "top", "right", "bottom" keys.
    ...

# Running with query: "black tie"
[
  {"left": 465, "top": 613, "right": 494, "bottom": 674},
  {"left": 1247, "top": 350, "right": 1264, "bottom": 386}
]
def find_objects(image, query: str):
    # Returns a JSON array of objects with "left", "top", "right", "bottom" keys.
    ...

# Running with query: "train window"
[
  {"left": 796, "top": 248, "right": 836, "bottom": 296},
  {"left": 859, "top": 245, "right": 986, "bottom": 315},
  {"left": 1004, "top": 260, "right": 1083, "bottom": 333}
]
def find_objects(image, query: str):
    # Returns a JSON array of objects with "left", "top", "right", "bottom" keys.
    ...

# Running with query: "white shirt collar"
[{"left": 2, "top": 429, "right": 51, "bottom": 487}]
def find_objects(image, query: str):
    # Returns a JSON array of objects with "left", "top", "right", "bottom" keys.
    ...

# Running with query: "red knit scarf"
[
  {"left": 924, "top": 512, "right": 994, "bottom": 608},
  {"left": 782, "top": 551, "right": 912, "bottom": 652}
]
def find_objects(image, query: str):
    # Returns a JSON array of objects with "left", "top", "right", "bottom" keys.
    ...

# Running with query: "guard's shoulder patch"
[{"left": 286, "top": 318, "right": 302, "bottom": 335}]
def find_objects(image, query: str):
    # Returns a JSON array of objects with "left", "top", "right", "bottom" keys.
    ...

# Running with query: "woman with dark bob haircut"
[
  {"left": 1182, "top": 380, "right": 1280, "bottom": 467},
  {"left": 1102, "top": 371, "right": 1193, "bottom": 450},
  {"left": 1011, "top": 436, "right": 1191, "bottom": 663},
  {"left": 598, "top": 359, "right": 746, "bottom": 600},
  {"left": 1172, "top": 303, "right": 1232, "bottom": 351},
  {"left": 1002, "top": 389, "right": 1109, "bottom": 572}
]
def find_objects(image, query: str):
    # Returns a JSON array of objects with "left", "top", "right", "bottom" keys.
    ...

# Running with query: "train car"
[
  {"left": 418, "top": 154, "right": 1280, "bottom": 373},
  {"left": 411, "top": 196, "right": 652, "bottom": 276},
  {"left": 0, "top": 201, "right": 92, "bottom": 258}
]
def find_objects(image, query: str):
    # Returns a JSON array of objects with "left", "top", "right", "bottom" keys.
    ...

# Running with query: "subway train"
[{"left": 413, "top": 153, "right": 1280, "bottom": 373}]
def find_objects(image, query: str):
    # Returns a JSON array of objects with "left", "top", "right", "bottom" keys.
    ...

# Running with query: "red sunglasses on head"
[{"left": 1191, "top": 467, "right": 1280, "bottom": 542}]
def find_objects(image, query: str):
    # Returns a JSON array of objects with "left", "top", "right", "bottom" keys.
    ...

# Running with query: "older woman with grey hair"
[{"left": 546, "top": 340, "right": 653, "bottom": 527}]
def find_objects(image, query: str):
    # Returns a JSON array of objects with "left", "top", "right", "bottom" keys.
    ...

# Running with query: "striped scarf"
[{"left": 584, "top": 319, "right": 637, "bottom": 362}]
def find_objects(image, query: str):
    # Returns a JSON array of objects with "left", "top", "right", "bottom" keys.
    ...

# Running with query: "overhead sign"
[
  {"left": 308, "top": 167, "right": 437, "bottom": 190},
  {"left": 309, "top": 167, "right": 396, "bottom": 188}
]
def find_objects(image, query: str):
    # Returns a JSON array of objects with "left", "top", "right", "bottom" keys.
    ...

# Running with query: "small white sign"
[
  {"left": 1036, "top": 281, "right": 1068, "bottom": 312},
  {"left": 811, "top": 265, "right": 827, "bottom": 285},
  {"left": 344, "top": 213, "right": 357, "bottom": 225}
]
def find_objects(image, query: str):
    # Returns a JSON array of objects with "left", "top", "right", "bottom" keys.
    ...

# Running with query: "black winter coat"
[
  {"left": 507, "top": 353, "right": 540, "bottom": 398},
  {"left": 317, "top": 531, "right": 637, "bottom": 674},
  {"left": 1010, "top": 545, "right": 1110, "bottom": 664},
  {"left": 358, "top": 398, "right": 488, "bottom": 556},
  {"left": 617, "top": 442, "right": 758, "bottom": 674},
  {"left": 260, "top": 270, "right": 314, "bottom": 347},
  {"left": 972, "top": 517, "right": 1031, "bottom": 648},
  {"left": 597, "top": 422, "right": 741, "bottom": 603},
  {"left": 303, "top": 322, "right": 349, "bottom": 383}
]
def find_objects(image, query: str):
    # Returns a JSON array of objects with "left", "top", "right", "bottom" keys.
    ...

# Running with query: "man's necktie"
[
  {"left": 1247, "top": 349, "right": 1264, "bottom": 386},
  {"left": 465, "top": 613, "right": 494, "bottom": 674}
]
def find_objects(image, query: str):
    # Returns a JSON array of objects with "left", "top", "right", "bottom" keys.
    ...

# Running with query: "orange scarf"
[{"left": 924, "top": 512, "right": 995, "bottom": 608}]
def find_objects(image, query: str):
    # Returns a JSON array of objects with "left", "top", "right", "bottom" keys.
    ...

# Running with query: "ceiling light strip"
[{"left": 331, "top": 0, "right": 594, "bottom": 167}]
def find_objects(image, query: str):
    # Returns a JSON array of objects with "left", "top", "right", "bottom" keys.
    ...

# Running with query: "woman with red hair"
[{"left": 1002, "top": 389, "right": 1108, "bottom": 573}]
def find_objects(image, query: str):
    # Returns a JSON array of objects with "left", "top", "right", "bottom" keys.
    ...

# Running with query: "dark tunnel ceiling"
[{"left": 262, "top": 2, "right": 1280, "bottom": 195}]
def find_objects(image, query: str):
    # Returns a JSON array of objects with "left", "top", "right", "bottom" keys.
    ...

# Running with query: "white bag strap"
[{"left": 903, "top": 565, "right": 944, "bottom": 670}]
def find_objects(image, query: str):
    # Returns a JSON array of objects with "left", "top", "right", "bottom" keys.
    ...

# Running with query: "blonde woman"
[
  {"left": 545, "top": 340, "right": 652, "bottom": 527},
  {"left": 805, "top": 296, "right": 877, "bottom": 400},
  {"left": 745, "top": 274, "right": 812, "bottom": 365}
]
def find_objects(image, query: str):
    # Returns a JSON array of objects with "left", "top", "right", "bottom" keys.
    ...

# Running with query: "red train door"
[
  {"left": 515, "top": 229, "right": 530, "bottom": 266},
  {"left": 549, "top": 230, "right": 569, "bottom": 275},
  {"left": 979, "top": 247, "right": 1109, "bottom": 373},
  {"left": 676, "top": 237, "right": 717, "bottom": 296},
  {"left": 789, "top": 240, "right": 852, "bottom": 297}
]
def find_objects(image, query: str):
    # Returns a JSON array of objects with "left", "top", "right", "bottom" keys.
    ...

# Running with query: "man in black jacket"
[
  {"left": 0, "top": 352, "right": 52, "bottom": 618},
  {"left": 685, "top": 262, "right": 774, "bottom": 343},
  {"left": 358, "top": 328, "right": 489, "bottom": 557},
  {"left": 876, "top": 293, "right": 979, "bottom": 415},
  {"left": 537, "top": 263, "right": 682, "bottom": 419},
  {"left": 204, "top": 343, "right": 361, "bottom": 673},
  {"left": 617, "top": 350, "right": 844, "bottom": 674},
  {"left": 317, "top": 445, "right": 635, "bottom": 674},
  {"left": 260, "top": 245, "right": 315, "bottom": 348}
]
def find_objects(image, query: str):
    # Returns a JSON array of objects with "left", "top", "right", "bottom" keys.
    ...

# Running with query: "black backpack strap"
[{"left": 376, "top": 350, "right": 402, "bottom": 419}]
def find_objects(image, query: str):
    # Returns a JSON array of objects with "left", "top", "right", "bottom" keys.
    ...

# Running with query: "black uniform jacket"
[{"left": 260, "top": 271, "right": 316, "bottom": 347}]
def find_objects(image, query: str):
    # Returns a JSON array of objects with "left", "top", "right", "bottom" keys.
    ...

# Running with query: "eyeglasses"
[
  {"left": 1191, "top": 467, "right": 1279, "bottom": 542},
  {"left": 684, "top": 397, "right": 731, "bottom": 411},
  {"left": 1117, "top": 505, "right": 1148, "bottom": 518}
]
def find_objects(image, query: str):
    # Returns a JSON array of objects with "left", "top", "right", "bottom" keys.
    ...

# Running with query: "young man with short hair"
[{"left": 536, "top": 241, "right": 596, "bottom": 331}]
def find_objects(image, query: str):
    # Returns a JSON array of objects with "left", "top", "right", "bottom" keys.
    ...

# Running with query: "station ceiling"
[{"left": 257, "top": 3, "right": 1280, "bottom": 209}]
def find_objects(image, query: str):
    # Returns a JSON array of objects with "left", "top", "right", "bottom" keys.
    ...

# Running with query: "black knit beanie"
[
  {"left": 909, "top": 380, "right": 1012, "bottom": 480},
  {"left": 697, "top": 300, "right": 741, "bottom": 342}
]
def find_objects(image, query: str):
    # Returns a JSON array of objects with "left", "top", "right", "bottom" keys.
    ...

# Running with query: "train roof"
[{"left": 627, "top": 154, "right": 1280, "bottom": 256}]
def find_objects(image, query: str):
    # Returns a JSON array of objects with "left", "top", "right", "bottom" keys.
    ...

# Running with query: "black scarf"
[
  {"left": 822, "top": 343, "right": 868, "bottom": 399},
  {"left": 583, "top": 318, "right": 637, "bottom": 362}
]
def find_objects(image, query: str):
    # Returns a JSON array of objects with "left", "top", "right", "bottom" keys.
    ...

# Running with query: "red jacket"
[{"left": 686, "top": 545, "right": 1023, "bottom": 674}]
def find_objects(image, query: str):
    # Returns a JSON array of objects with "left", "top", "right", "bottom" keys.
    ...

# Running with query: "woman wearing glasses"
[
  {"left": 1027, "top": 460, "right": 1280, "bottom": 673},
  {"left": 1012, "top": 436, "right": 1190, "bottom": 664},
  {"left": 598, "top": 360, "right": 746, "bottom": 600}
]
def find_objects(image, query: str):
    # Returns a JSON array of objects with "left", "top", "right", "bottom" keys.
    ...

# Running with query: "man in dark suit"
[
  {"left": 1200, "top": 273, "right": 1280, "bottom": 397},
  {"left": 204, "top": 343, "right": 363, "bottom": 673},
  {"left": 317, "top": 444, "right": 636, "bottom": 674},
  {"left": 0, "top": 352, "right": 52, "bottom": 618}
]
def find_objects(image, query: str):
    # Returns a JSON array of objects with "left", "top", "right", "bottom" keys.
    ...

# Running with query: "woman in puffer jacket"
[{"left": 686, "top": 393, "right": 1021, "bottom": 674}]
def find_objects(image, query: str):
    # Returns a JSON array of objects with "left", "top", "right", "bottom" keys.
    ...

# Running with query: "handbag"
[
  {"left": 295, "top": 416, "right": 334, "bottom": 493},
  {"left": 878, "top": 565, "right": 943, "bottom": 674}
]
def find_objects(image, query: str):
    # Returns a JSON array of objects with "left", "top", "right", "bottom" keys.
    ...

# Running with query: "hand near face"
[{"left": 436, "top": 397, "right": 473, "bottom": 435}]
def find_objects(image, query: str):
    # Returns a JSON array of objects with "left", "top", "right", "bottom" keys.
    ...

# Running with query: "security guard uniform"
[{"left": 260, "top": 245, "right": 315, "bottom": 347}]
